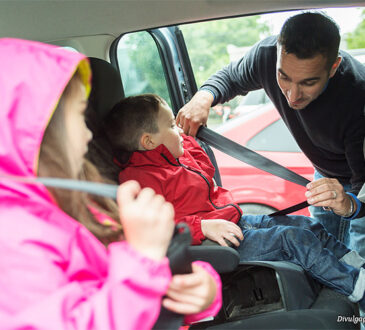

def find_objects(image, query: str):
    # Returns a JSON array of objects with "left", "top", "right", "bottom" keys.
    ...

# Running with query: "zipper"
[{"left": 160, "top": 153, "right": 242, "bottom": 218}]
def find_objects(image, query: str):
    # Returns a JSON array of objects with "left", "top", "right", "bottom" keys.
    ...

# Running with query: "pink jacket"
[{"left": 0, "top": 39, "right": 221, "bottom": 329}]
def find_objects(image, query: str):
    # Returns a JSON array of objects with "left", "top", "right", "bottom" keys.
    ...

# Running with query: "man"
[{"left": 176, "top": 12, "right": 365, "bottom": 256}]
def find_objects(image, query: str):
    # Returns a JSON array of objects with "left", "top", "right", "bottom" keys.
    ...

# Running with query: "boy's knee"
[{"left": 282, "top": 226, "right": 316, "bottom": 246}]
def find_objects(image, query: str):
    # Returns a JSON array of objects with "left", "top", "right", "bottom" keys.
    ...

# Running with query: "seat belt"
[
  {"left": 196, "top": 126, "right": 310, "bottom": 216},
  {"left": 1, "top": 175, "right": 119, "bottom": 199}
]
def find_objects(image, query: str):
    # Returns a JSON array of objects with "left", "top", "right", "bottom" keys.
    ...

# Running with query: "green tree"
[
  {"left": 345, "top": 9, "right": 365, "bottom": 49},
  {"left": 118, "top": 31, "right": 171, "bottom": 104},
  {"left": 180, "top": 16, "right": 270, "bottom": 88}
]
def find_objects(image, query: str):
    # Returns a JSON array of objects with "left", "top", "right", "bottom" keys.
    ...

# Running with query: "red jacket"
[{"left": 119, "top": 135, "right": 242, "bottom": 245}]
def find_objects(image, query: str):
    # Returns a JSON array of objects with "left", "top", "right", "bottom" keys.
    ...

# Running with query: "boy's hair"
[
  {"left": 38, "top": 74, "right": 122, "bottom": 245},
  {"left": 278, "top": 12, "right": 340, "bottom": 71},
  {"left": 103, "top": 94, "right": 163, "bottom": 153}
]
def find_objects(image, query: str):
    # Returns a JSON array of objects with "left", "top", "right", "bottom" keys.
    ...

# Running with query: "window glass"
[
  {"left": 240, "top": 90, "right": 268, "bottom": 106},
  {"left": 116, "top": 31, "right": 171, "bottom": 105},
  {"left": 246, "top": 119, "right": 301, "bottom": 152}
]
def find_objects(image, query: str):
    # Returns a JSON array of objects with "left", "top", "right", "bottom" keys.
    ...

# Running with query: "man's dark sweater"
[{"left": 201, "top": 36, "right": 365, "bottom": 194}]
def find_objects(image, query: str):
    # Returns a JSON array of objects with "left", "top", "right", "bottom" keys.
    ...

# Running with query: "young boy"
[{"left": 104, "top": 93, "right": 365, "bottom": 309}]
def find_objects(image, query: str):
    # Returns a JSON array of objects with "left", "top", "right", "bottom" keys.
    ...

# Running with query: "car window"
[
  {"left": 240, "top": 90, "right": 270, "bottom": 106},
  {"left": 246, "top": 119, "right": 301, "bottom": 152},
  {"left": 116, "top": 31, "right": 171, "bottom": 105}
]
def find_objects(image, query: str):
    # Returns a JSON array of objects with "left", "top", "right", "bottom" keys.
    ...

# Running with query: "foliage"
[
  {"left": 180, "top": 16, "right": 270, "bottom": 88},
  {"left": 344, "top": 9, "right": 365, "bottom": 49},
  {"left": 118, "top": 32, "right": 171, "bottom": 104}
]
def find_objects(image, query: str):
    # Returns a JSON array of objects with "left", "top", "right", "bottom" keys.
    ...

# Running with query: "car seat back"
[{"left": 85, "top": 57, "right": 125, "bottom": 182}]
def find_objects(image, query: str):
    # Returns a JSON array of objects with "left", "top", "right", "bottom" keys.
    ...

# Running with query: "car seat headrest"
[
  {"left": 88, "top": 57, "right": 124, "bottom": 120},
  {"left": 85, "top": 57, "right": 125, "bottom": 183}
]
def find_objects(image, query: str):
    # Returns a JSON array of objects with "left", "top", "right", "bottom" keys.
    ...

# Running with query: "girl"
[{"left": 0, "top": 38, "right": 221, "bottom": 329}]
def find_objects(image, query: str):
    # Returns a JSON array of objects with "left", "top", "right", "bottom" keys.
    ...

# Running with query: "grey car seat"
[{"left": 85, "top": 56, "right": 360, "bottom": 330}]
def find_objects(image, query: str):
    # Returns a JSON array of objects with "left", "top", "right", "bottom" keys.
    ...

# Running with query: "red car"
[{"left": 213, "top": 103, "right": 314, "bottom": 216}]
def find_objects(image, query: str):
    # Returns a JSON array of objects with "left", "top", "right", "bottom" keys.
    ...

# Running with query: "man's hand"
[
  {"left": 201, "top": 219, "right": 243, "bottom": 247},
  {"left": 306, "top": 178, "right": 355, "bottom": 217},
  {"left": 176, "top": 90, "right": 214, "bottom": 137}
]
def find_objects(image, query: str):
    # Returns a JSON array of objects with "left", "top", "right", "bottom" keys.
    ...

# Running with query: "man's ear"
[
  {"left": 140, "top": 132, "right": 156, "bottom": 150},
  {"left": 329, "top": 56, "right": 342, "bottom": 78}
]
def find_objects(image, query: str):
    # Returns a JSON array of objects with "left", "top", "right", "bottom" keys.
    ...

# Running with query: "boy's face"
[{"left": 152, "top": 101, "right": 184, "bottom": 158}]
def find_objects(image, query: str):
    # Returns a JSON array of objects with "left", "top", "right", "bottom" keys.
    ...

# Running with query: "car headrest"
[
  {"left": 85, "top": 57, "right": 125, "bottom": 183},
  {"left": 88, "top": 57, "right": 124, "bottom": 120}
]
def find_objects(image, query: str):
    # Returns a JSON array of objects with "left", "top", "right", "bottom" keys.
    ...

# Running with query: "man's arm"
[
  {"left": 344, "top": 133, "right": 365, "bottom": 195},
  {"left": 176, "top": 37, "right": 270, "bottom": 136}
]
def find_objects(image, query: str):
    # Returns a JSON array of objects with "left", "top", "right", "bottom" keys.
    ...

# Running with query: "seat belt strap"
[
  {"left": 2, "top": 175, "right": 309, "bottom": 215},
  {"left": 197, "top": 126, "right": 310, "bottom": 215},
  {"left": 270, "top": 200, "right": 309, "bottom": 216},
  {"left": 1, "top": 176, "right": 119, "bottom": 199}
]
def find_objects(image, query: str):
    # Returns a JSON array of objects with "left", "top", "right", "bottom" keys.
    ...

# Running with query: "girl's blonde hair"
[{"left": 38, "top": 74, "right": 122, "bottom": 245}]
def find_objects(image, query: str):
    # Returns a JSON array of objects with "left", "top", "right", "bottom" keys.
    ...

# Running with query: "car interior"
[{"left": 1, "top": 1, "right": 364, "bottom": 329}]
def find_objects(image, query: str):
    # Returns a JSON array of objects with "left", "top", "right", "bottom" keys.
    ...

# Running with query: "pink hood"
[{"left": 0, "top": 38, "right": 90, "bottom": 203}]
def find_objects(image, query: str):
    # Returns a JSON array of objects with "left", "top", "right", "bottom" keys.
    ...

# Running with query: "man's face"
[{"left": 276, "top": 44, "right": 339, "bottom": 110}]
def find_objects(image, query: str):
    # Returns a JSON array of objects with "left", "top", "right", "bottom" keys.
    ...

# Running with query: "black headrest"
[
  {"left": 85, "top": 57, "right": 125, "bottom": 183},
  {"left": 88, "top": 57, "right": 124, "bottom": 119}
]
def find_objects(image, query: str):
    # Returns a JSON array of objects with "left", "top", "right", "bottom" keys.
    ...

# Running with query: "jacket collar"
[{"left": 127, "top": 144, "right": 179, "bottom": 168}]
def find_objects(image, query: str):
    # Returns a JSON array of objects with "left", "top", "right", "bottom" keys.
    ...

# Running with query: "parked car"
[
  {"left": 233, "top": 89, "right": 273, "bottom": 117},
  {"left": 214, "top": 102, "right": 313, "bottom": 215}
]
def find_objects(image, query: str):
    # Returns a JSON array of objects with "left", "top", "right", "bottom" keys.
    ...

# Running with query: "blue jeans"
[
  {"left": 236, "top": 214, "right": 359, "bottom": 297},
  {"left": 309, "top": 170, "right": 365, "bottom": 257}
]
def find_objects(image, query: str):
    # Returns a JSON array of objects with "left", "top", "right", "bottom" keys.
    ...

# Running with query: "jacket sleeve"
[
  {"left": 184, "top": 261, "right": 222, "bottom": 324},
  {"left": 200, "top": 38, "right": 264, "bottom": 106},
  {"left": 1, "top": 240, "right": 171, "bottom": 330},
  {"left": 344, "top": 126, "right": 365, "bottom": 194},
  {"left": 177, "top": 215, "right": 206, "bottom": 245}
]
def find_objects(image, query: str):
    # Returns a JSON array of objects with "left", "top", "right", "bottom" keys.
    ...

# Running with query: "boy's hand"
[
  {"left": 201, "top": 219, "right": 243, "bottom": 247},
  {"left": 162, "top": 263, "right": 217, "bottom": 314},
  {"left": 117, "top": 180, "right": 175, "bottom": 261}
]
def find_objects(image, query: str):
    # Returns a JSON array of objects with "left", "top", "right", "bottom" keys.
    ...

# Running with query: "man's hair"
[
  {"left": 278, "top": 12, "right": 340, "bottom": 70},
  {"left": 103, "top": 94, "right": 163, "bottom": 153}
]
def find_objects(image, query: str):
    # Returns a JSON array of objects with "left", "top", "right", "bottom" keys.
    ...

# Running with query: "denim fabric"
[
  {"left": 237, "top": 214, "right": 359, "bottom": 297},
  {"left": 309, "top": 170, "right": 365, "bottom": 258}
]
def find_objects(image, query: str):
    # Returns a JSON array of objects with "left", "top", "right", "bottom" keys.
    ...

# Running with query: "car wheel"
[{"left": 239, "top": 203, "right": 277, "bottom": 215}]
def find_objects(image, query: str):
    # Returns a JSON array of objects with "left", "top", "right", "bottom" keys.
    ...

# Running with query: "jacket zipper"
[{"left": 161, "top": 153, "right": 242, "bottom": 218}]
